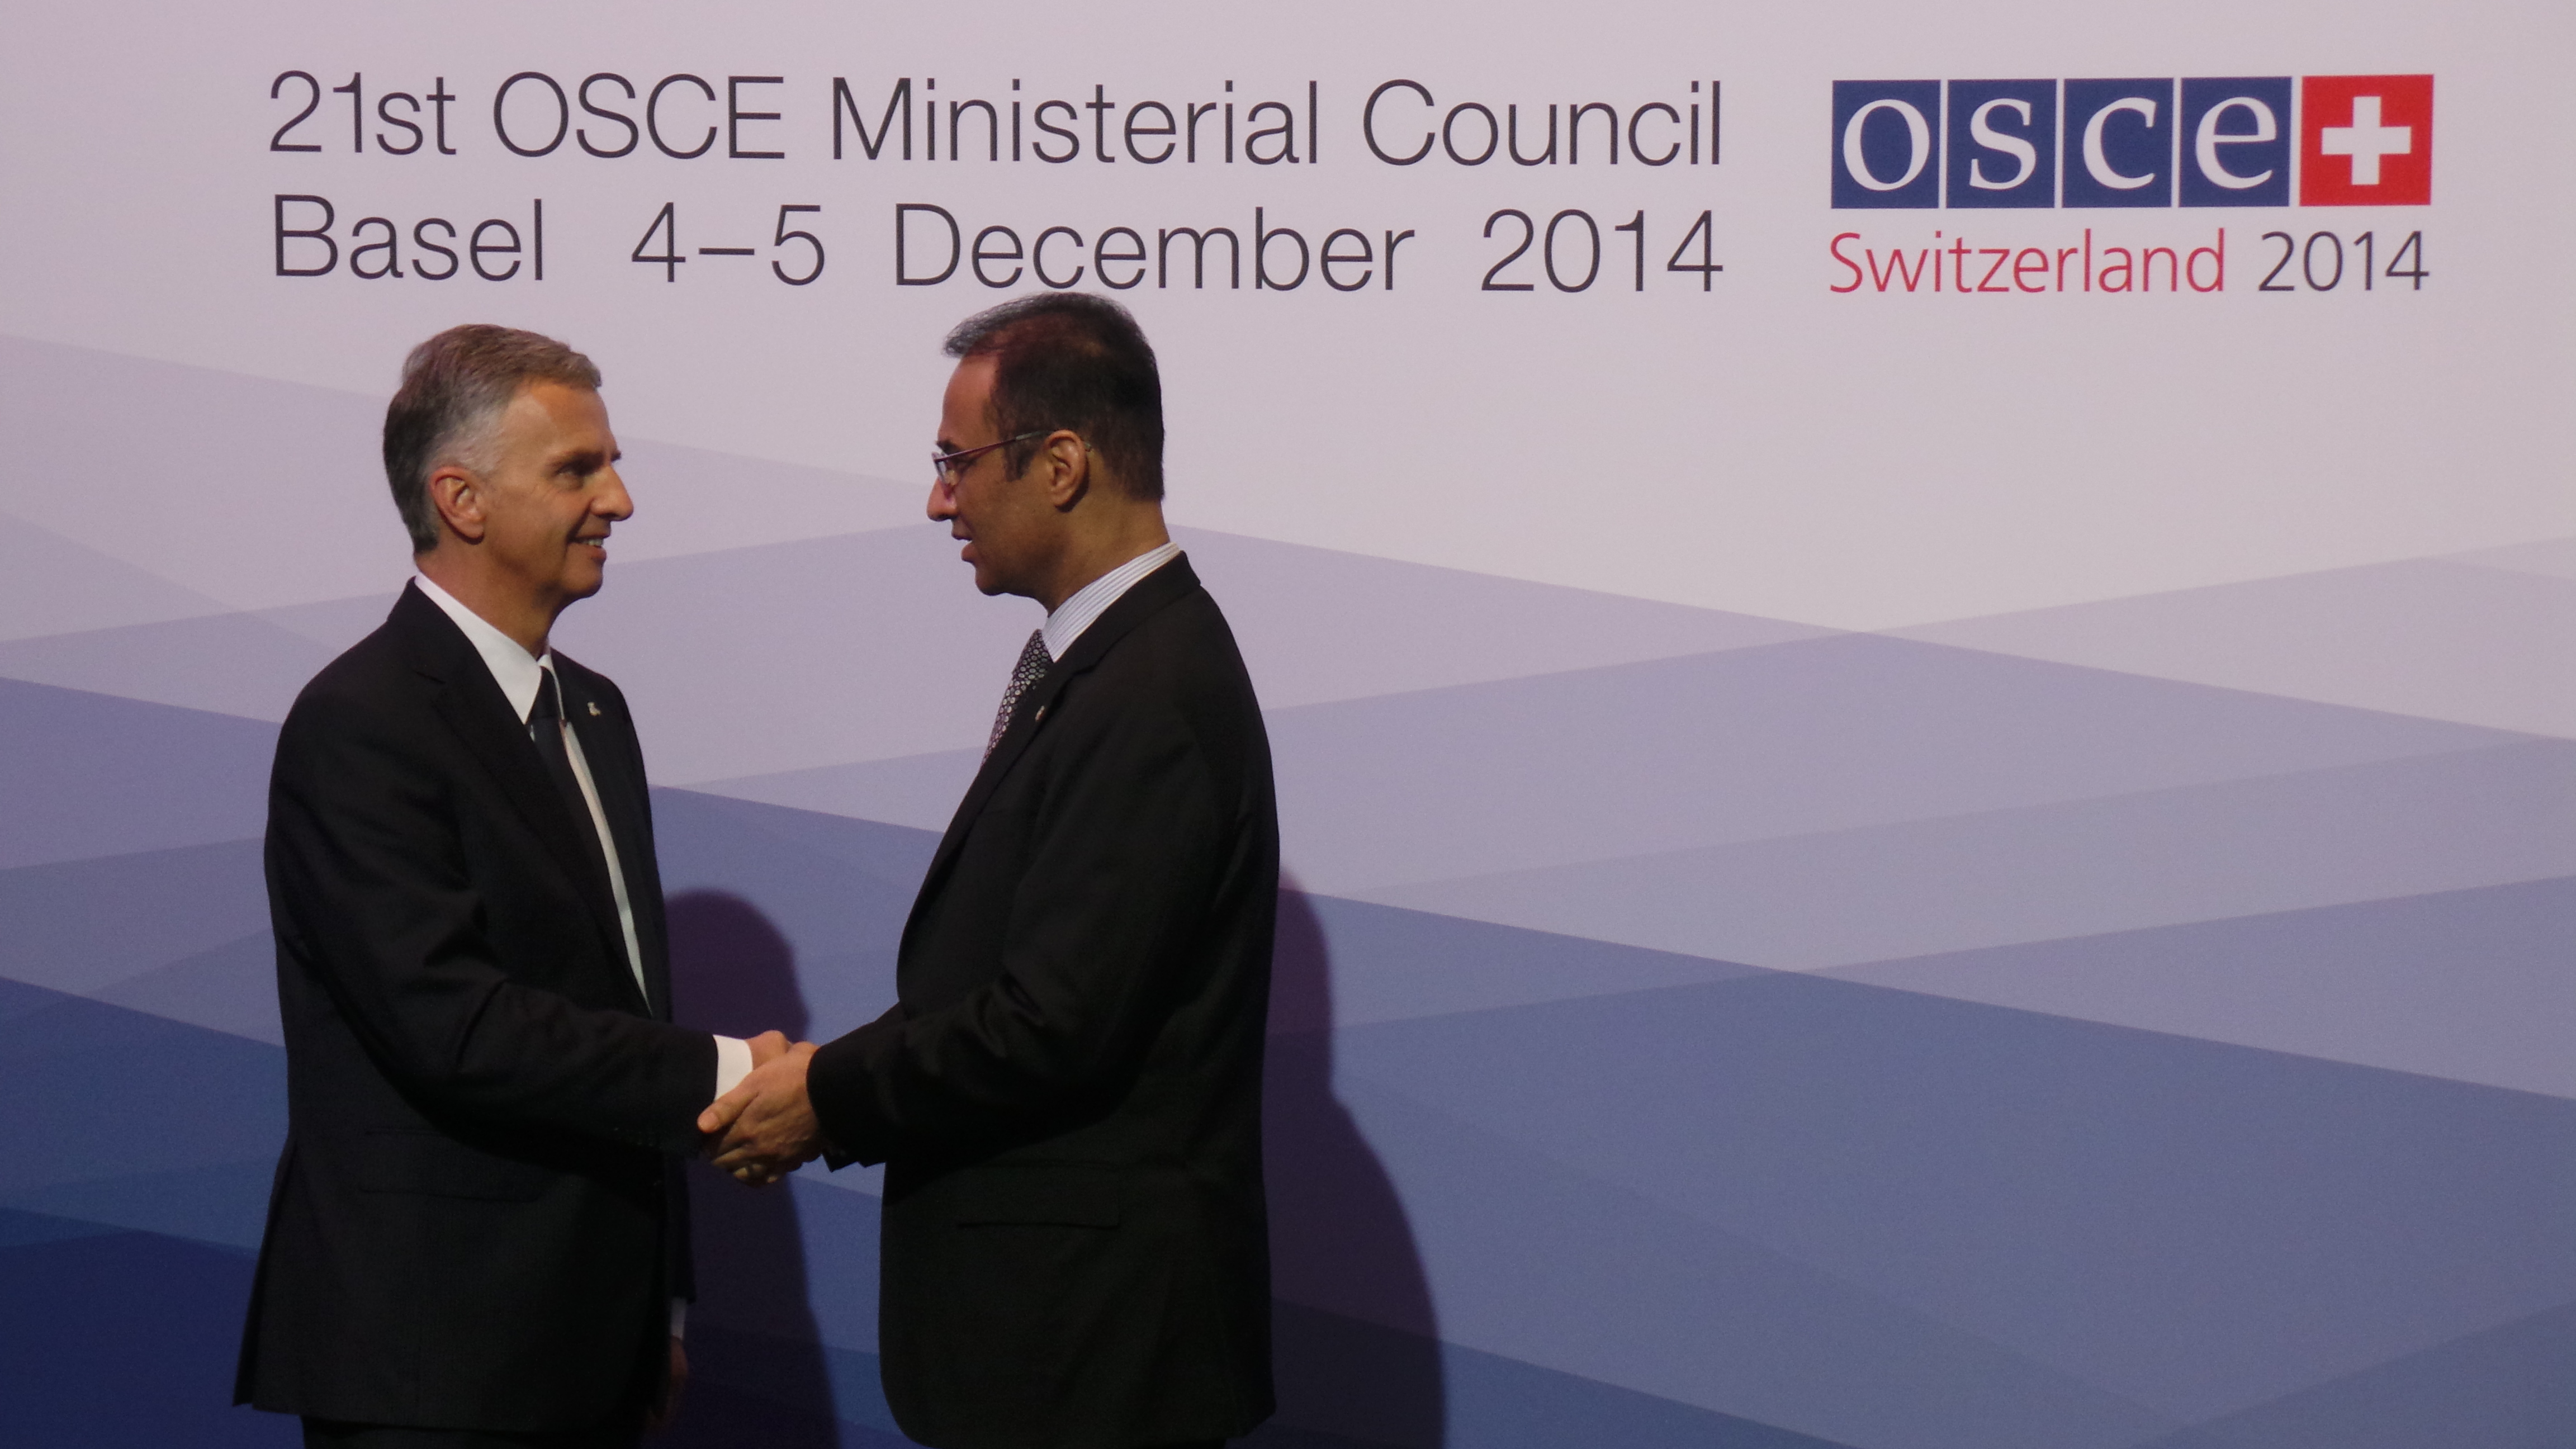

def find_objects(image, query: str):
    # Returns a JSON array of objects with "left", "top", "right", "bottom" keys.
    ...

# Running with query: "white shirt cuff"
[
  {"left": 669, "top": 1298, "right": 688, "bottom": 1338},
  {"left": 712, "top": 1035, "right": 755, "bottom": 1101}
]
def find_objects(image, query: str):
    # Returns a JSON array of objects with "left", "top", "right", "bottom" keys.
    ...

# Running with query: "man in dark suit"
[
  {"left": 703, "top": 294, "right": 1279, "bottom": 1449},
  {"left": 236, "top": 325, "right": 776, "bottom": 1448}
]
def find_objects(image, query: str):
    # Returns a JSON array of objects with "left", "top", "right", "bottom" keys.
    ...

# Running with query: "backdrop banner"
[{"left": 3, "top": 3, "right": 2570, "bottom": 1447}]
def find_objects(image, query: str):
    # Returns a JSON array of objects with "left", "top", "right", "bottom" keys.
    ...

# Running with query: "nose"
[
  {"left": 596, "top": 463, "right": 634, "bottom": 523},
  {"left": 926, "top": 476, "right": 956, "bottom": 522}
]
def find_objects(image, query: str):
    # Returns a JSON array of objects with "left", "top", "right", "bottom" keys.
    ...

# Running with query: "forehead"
[
  {"left": 940, "top": 356, "right": 998, "bottom": 432},
  {"left": 503, "top": 381, "right": 613, "bottom": 446}
]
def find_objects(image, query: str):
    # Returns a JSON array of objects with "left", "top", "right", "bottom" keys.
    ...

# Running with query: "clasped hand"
[{"left": 702, "top": 1030, "right": 823, "bottom": 1186}]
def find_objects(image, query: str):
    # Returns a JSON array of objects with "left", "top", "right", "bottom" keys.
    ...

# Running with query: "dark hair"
[
  {"left": 382, "top": 324, "right": 602, "bottom": 553},
  {"left": 943, "top": 293, "right": 1165, "bottom": 501}
]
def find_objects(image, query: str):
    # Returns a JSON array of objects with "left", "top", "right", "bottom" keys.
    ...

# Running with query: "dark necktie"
[
  {"left": 527, "top": 666, "right": 614, "bottom": 889},
  {"left": 986, "top": 629, "right": 1050, "bottom": 759}
]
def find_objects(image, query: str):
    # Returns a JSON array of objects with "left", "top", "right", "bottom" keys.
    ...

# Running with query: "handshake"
[{"left": 699, "top": 1030, "right": 824, "bottom": 1186}]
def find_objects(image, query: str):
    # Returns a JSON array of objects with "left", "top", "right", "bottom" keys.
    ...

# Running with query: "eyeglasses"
[{"left": 931, "top": 431, "right": 1048, "bottom": 489}]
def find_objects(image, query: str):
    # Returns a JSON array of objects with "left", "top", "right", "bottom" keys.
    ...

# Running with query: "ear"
[
  {"left": 426, "top": 463, "right": 489, "bottom": 544},
  {"left": 1036, "top": 430, "right": 1090, "bottom": 511}
]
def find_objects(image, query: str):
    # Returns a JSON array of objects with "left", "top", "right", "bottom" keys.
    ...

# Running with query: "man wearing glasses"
[{"left": 702, "top": 293, "right": 1281, "bottom": 1449}]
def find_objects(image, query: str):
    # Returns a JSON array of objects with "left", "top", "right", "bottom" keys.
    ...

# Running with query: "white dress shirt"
[
  {"left": 1042, "top": 540, "right": 1182, "bottom": 661},
  {"left": 414, "top": 575, "right": 749, "bottom": 1338}
]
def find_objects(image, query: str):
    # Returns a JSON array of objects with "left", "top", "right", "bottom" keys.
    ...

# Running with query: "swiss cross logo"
[{"left": 2300, "top": 74, "right": 2433, "bottom": 206}]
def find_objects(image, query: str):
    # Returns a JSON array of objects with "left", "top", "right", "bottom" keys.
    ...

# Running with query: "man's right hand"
[
  {"left": 746, "top": 1030, "right": 791, "bottom": 1068},
  {"left": 702, "top": 1041, "right": 824, "bottom": 1186}
]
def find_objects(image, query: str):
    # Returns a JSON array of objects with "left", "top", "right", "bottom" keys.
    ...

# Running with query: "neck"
[
  {"left": 418, "top": 549, "right": 559, "bottom": 657},
  {"left": 1033, "top": 504, "right": 1170, "bottom": 614}
]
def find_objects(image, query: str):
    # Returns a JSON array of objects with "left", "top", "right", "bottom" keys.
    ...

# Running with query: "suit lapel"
[
  {"left": 392, "top": 586, "right": 637, "bottom": 1005},
  {"left": 561, "top": 670, "right": 666, "bottom": 1019},
  {"left": 911, "top": 556, "right": 1204, "bottom": 909}
]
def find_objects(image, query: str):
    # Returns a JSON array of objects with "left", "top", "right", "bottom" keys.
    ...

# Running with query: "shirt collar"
[
  {"left": 412, "top": 573, "right": 554, "bottom": 723},
  {"left": 1041, "top": 541, "right": 1182, "bottom": 662}
]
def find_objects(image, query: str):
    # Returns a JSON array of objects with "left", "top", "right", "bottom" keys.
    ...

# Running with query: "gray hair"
[{"left": 382, "top": 325, "right": 600, "bottom": 553}]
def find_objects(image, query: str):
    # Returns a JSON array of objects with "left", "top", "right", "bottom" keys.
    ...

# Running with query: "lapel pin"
[
  {"left": 1034, "top": 705, "right": 1047, "bottom": 723},
  {"left": 587, "top": 702, "right": 601, "bottom": 717}
]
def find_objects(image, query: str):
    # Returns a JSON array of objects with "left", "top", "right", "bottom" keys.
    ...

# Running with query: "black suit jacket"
[
  {"left": 808, "top": 556, "right": 1278, "bottom": 1449},
  {"left": 235, "top": 581, "right": 717, "bottom": 1432}
]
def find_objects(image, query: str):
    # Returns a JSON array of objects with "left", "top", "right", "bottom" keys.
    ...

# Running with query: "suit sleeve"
[
  {"left": 806, "top": 700, "right": 1223, "bottom": 1166},
  {"left": 269, "top": 688, "right": 717, "bottom": 1154}
]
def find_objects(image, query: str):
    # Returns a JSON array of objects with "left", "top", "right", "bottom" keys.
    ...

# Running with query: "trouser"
[
  {"left": 302, "top": 1416, "right": 642, "bottom": 1449},
  {"left": 305, "top": 1418, "right": 1218, "bottom": 1449}
]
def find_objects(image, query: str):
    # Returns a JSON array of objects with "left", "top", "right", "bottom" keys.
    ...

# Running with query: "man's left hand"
[
  {"left": 700, "top": 1040, "right": 822, "bottom": 1185},
  {"left": 647, "top": 1335, "right": 687, "bottom": 1431}
]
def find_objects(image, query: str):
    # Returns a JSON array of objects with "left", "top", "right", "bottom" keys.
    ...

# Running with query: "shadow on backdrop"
[
  {"left": 661, "top": 890, "right": 841, "bottom": 1446},
  {"left": 1252, "top": 882, "right": 1447, "bottom": 1448}
]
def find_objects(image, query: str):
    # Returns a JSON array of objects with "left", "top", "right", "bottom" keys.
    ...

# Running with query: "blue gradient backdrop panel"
[{"left": 3, "top": 430, "right": 2570, "bottom": 1444}]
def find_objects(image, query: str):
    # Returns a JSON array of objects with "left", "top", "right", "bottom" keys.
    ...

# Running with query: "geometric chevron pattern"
[{"left": 3, "top": 335, "right": 2569, "bottom": 1446}]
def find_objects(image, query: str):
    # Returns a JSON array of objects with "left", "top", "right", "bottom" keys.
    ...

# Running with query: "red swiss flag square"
[{"left": 2300, "top": 74, "right": 2433, "bottom": 205}]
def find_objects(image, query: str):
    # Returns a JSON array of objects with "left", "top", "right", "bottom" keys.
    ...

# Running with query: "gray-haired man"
[{"left": 235, "top": 325, "right": 778, "bottom": 1447}]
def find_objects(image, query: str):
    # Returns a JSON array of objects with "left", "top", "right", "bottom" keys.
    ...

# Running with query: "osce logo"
[{"left": 1830, "top": 75, "right": 2432, "bottom": 209}]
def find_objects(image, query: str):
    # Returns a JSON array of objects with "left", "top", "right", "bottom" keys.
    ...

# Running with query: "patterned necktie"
[
  {"left": 527, "top": 667, "right": 612, "bottom": 888},
  {"left": 986, "top": 629, "right": 1051, "bottom": 759}
]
